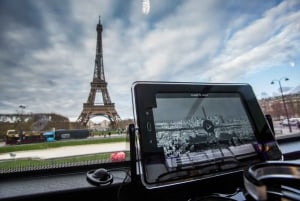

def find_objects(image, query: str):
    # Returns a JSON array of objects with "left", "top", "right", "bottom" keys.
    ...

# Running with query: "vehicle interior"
[
  {"left": 0, "top": 1, "right": 300, "bottom": 201},
  {"left": 1, "top": 81, "right": 300, "bottom": 201}
]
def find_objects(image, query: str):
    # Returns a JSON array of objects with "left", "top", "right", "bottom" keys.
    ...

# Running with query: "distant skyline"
[
  {"left": 154, "top": 97, "right": 248, "bottom": 122},
  {"left": 0, "top": 0, "right": 299, "bottom": 122}
]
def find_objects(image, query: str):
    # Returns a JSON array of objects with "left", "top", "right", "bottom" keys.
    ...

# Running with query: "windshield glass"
[{"left": 0, "top": 0, "right": 299, "bottom": 174}]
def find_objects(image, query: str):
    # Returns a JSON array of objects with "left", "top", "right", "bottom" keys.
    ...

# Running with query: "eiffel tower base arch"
[{"left": 77, "top": 104, "right": 119, "bottom": 128}]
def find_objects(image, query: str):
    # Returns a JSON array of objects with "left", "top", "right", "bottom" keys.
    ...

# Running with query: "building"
[{"left": 259, "top": 93, "right": 300, "bottom": 120}]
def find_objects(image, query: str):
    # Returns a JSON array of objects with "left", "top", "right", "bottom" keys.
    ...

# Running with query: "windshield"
[{"left": 0, "top": 0, "right": 299, "bottom": 174}]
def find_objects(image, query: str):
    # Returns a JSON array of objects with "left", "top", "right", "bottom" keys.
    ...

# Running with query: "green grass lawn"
[
  {"left": 0, "top": 136, "right": 129, "bottom": 173},
  {"left": 0, "top": 136, "right": 127, "bottom": 154}
]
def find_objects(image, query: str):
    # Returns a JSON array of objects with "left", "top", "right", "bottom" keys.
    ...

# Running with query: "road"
[{"left": 273, "top": 125, "right": 300, "bottom": 136}]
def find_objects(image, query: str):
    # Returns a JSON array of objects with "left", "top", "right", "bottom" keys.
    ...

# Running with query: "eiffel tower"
[{"left": 77, "top": 17, "right": 120, "bottom": 127}]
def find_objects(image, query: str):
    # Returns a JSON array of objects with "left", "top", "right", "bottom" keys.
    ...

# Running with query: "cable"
[{"left": 116, "top": 168, "right": 131, "bottom": 201}]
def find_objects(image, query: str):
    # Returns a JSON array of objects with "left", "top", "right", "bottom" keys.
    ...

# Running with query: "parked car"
[{"left": 281, "top": 118, "right": 300, "bottom": 126}]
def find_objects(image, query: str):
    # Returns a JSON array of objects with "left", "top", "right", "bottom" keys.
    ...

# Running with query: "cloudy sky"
[{"left": 0, "top": 0, "right": 299, "bottom": 122}]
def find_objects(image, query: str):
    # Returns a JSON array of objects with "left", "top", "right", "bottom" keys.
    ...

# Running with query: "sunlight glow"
[
  {"left": 142, "top": 0, "right": 150, "bottom": 15},
  {"left": 289, "top": 61, "right": 295, "bottom": 67}
]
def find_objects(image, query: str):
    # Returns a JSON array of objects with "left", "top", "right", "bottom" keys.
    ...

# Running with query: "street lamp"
[
  {"left": 271, "top": 77, "right": 292, "bottom": 133},
  {"left": 19, "top": 105, "right": 26, "bottom": 120},
  {"left": 19, "top": 105, "right": 26, "bottom": 113},
  {"left": 18, "top": 105, "right": 26, "bottom": 135}
]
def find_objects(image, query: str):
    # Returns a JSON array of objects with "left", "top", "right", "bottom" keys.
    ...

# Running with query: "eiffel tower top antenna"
[
  {"left": 94, "top": 15, "right": 105, "bottom": 83},
  {"left": 77, "top": 17, "right": 120, "bottom": 127}
]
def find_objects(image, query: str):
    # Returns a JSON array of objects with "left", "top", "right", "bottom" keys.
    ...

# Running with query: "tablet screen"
[{"left": 154, "top": 92, "right": 257, "bottom": 169}]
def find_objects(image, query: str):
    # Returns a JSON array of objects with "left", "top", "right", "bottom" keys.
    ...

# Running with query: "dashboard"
[{"left": 0, "top": 136, "right": 299, "bottom": 201}]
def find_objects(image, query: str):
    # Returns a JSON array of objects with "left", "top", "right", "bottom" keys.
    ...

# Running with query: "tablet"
[{"left": 131, "top": 81, "right": 282, "bottom": 189}]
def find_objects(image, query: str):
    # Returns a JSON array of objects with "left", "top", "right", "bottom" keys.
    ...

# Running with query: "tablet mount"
[{"left": 86, "top": 168, "right": 113, "bottom": 186}]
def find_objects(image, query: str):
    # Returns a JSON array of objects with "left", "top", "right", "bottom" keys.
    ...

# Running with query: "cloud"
[
  {"left": 0, "top": 0, "right": 299, "bottom": 120},
  {"left": 201, "top": 0, "right": 300, "bottom": 81},
  {"left": 0, "top": 0, "right": 89, "bottom": 117}
]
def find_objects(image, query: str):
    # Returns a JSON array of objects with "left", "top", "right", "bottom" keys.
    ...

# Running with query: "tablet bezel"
[{"left": 131, "top": 81, "right": 283, "bottom": 189}]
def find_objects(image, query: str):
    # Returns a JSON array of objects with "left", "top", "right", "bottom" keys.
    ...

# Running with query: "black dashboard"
[{"left": 0, "top": 135, "right": 299, "bottom": 201}]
